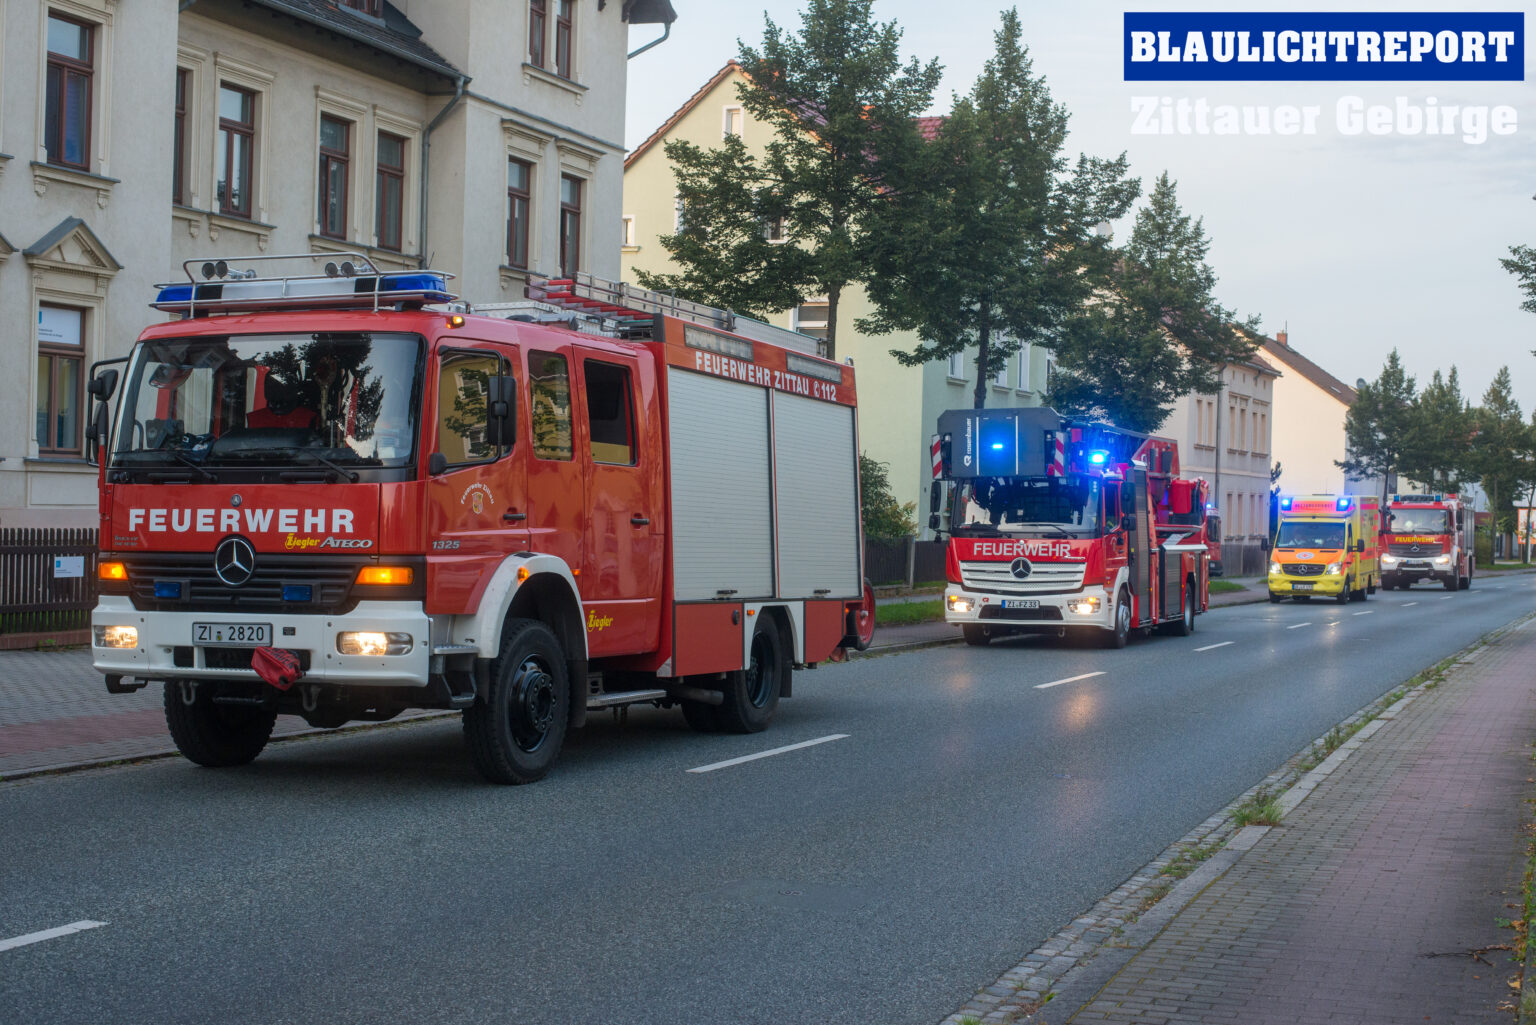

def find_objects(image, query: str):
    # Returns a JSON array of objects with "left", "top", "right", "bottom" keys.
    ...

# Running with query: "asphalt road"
[{"left": 2, "top": 574, "right": 1533, "bottom": 1025}]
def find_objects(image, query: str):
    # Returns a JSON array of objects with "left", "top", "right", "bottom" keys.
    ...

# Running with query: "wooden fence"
[
  {"left": 865, "top": 538, "right": 947, "bottom": 587},
  {"left": 0, "top": 527, "right": 98, "bottom": 648}
]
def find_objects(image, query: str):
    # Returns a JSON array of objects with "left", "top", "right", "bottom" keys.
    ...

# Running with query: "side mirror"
[
  {"left": 1354, "top": 539, "right": 1365, "bottom": 553},
  {"left": 88, "top": 368, "right": 119, "bottom": 401},
  {"left": 486, "top": 375, "right": 515, "bottom": 449},
  {"left": 1120, "top": 513, "right": 1135, "bottom": 533},
  {"left": 929, "top": 480, "right": 943, "bottom": 515},
  {"left": 427, "top": 452, "right": 448, "bottom": 476},
  {"left": 928, "top": 513, "right": 940, "bottom": 531}
]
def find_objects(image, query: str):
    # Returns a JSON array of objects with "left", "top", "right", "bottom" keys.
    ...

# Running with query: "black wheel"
[
  {"left": 1335, "top": 580, "right": 1350, "bottom": 604},
  {"left": 1464, "top": 565, "right": 1474, "bottom": 590},
  {"left": 463, "top": 619, "right": 569, "bottom": 784},
  {"left": 1443, "top": 575, "right": 1458, "bottom": 592},
  {"left": 1268, "top": 593, "right": 1284, "bottom": 603},
  {"left": 680, "top": 699, "right": 721, "bottom": 733},
  {"left": 1102, "top": 588, "right": 1131, "bottom": 649},
  {"left": 717, "top": 621, "right": 784, "bottom": 733},
  {"left": 962, "top": 624, "right": 991, "bottom": 647},
  {"left": 163, "top": 680, "right": 276, "bottom": 767},
  {"left": 1171, "top": 580, "right": 1195, "bottom": 636}
]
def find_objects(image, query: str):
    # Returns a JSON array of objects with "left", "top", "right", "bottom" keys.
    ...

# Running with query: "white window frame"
[
  {"left": 673, "top": 193, "right": 685, "bottom": 232},
  {"left": 35, "top": 0, "right": 114, "bottom": 177},
  {"left": 1017, "top": 343, "right": 1032, "bottom": 391},
  {"left": 723, "top": 105, "right": 743, "bottom": 138},
  {"left": 620, "top": 214, "right": 636, "bottom": 249},
  {"left": 314, "top": 89, "right": 368, "bottom": 244},
  {"left": 212, "top": 53, "right": 275, "bottom": 224},
  {"left": 947, "top": 350, "right": 966, "bottom": 381},
  {"left": 791, "top": 299, "right": 830, "bottom": 339}
]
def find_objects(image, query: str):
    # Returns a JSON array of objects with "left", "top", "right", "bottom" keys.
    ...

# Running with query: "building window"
[
  {"left": 36, "top": 305, "right": 85, "bottom": 455},
  {"left": 559, "top": 175, "right": 582, "bottom": 277},
  {"left": 948, "top": 351, "right": 965, "bottom": 379},
  {"left": 318, "top": 115, "right": 350, "bottom": 239},
  {"left": 507, "top": 158, "right": 532, "bottom": 269},
  {"left": 217, "top": 84, "right": 256, "bottom": 218},
  {"left": 620, "top": 215, "right": 635, "bottom": 247},
  {"left": 724, "top": 105, "right": 743, "bottom": 137},
  {"left": 528, "top": 0, "right": 547, "bottom": 68},
  {"left": 673, "top": 194, "right": 685, "bottom": 232},
  {"left": 994, "top": 359, "right": 1009, "bottom": 387},
  {"left": 793, "top": 302, "right": 829, "bottom": 343},
  {"left": 173, "top": 68, "right": 190, "bottom": 204},
  {"left": 44, "top": 14, "right": 94, "bottom": 170},
  {"left": 376, "top": 132, "right": 405, "bottom": 251},
  {"left": 764, "top": 215, "right": 785, "bottom": 242},
  {"left": 1045, "top": 359, "right": 1055, "bottom": 392},
  {"left": 1017, "top": 344, "right": 1032, "bottom": 390},
  {"left": 554, "top": 0, "right": 573, "bottom": 79}
]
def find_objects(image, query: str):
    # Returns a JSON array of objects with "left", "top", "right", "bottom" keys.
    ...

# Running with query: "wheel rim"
[
  {"left": 1185, "top": 592, "right": 1194, "bottom": 628},
  {"left": 508, "top": 654, "right": 556, "bottom": 752},
  {"left": 745, "top": 632, "right": 774, "bottom": 708},
  {"left": 1118, "top": 597, "right": 1131, "bottom": 636}
]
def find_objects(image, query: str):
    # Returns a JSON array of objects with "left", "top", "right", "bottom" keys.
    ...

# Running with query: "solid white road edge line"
[
  {"left": 687, "top": 734, "right": 849, "bottom": 774},
  {"left": 1194, "top": 641, "right": 1234, "bottom": 652},
  {"left": 1034, "top": 671, "right": 1106, "bottom": 690},
  {"left": 0, "top": 921, "right": 107, "bottom": 953},
  {"left": 1287, "top": 623, "right": 1311, "bottom": 630}
]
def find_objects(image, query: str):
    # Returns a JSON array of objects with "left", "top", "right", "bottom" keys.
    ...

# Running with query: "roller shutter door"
[{"left": 773, "top": 392, "right": 860, "bottom": 599}]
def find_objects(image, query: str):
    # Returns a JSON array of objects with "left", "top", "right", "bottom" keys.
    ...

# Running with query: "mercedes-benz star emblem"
[
  {"left": 214, "top": 536, "right": 256, "bottom": 587},
  {"left": 1009, "top": 557, "right": 1033, "bottom": 580},
  {"left": 1409, "top": 545, "right": 1421, "bottom": 553}
]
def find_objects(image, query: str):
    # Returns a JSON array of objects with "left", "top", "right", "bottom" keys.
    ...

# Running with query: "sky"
[{"left": 624, "top": 1, "right": 1536, "bottom": 412}]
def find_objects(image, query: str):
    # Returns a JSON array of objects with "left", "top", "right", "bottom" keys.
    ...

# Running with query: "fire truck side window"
[
  {"left": 437, "top": 350, "right": 505, "bottom": 465},
  {"left": 530, "top": 350, "right": 573, "bottom": 461},
  {"left": 584, "top": 360, "right": 635, "bottom": 465}
]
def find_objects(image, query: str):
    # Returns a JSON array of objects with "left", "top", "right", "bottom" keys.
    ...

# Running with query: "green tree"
[
  {"left": 1048, "top": 173, "right": 1258, "bottom": 432},
  {"left": 639, "top": 0, "right": 942, "bottom": 359},
  {"left": 1339, "top": 349, "right": 1417, "bottom": 504},
  {"left": 1399, "top": 366, "right": 1474, "bottom": 492},
  {"left": 859, "top": 453, "right": 917, "bottom": 540},
  {"left": 862, "top": 8, "right": 1139, "bottom": 410},
  {"left": 1499, "top": 244, "right": 1536, "bottom": 316},
  {"left": 1470, "top": 366, "right": 1532, "bottom": 536}
]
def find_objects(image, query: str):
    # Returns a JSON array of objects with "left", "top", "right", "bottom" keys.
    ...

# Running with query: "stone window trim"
[
  {"left": 211, "top": 53, "right": 275, "bottom": 223},
  {"left": 36, "top": 0, "right": 114, "bottom": 177},
  {"left": 314, "top": 89, "right": 368, "bottom": 244},
  {"left": 174, "top": 45, "right": 209, "bottom": 210},
  {"left": 27, "top": 268, "right": 111, "bottom": 463},
  {"left": 372, "top": 106, "right": 422, "bottom": 254},
  {"left": 620, "top": 214, "right": 637, "bottom": 252},
  {"left": 553, "top": 0, "right": 573, "bottom": 81},
  {"left": 29, "top": 160, "right": 118, "bottom": 208},
  {"left": 43, "top": 12, "right": 94, "bottom": 171},
  {"left": 521, "top": 62, "right": 587, "bottom": 104}
]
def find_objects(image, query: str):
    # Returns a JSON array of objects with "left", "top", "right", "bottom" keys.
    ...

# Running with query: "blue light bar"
[
  {"left": 1280, "top": 497, "right": 1293, "bottom": 510},
  {"left": 153, "top": 581, "right": 182, "bottom": 599},
  {"left": 282, "top": 584, "right": 313, "bottom": 602},
  {"left": 1336, "top": 497, "right": 1351, "bottom": 512},
  {"left": 152, "top": 271, "right": 455, "bottom": 315},
  {"left": 1089, "top": 450, "right": 1108, "bottom": 465}
]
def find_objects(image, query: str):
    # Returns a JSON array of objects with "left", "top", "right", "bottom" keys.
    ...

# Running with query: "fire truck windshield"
[
  {"left": 110, "top": 332, "right": 422, "bottom": 474},
  {"left": 1275, "top": 521, "right": 1346, "bottom": 549},
  {"left": 1388, "top": 509, "right": 1449, "bottom": 533},
  {"left": 953, "top": 476, "right": 1101, "bottom": 536}
]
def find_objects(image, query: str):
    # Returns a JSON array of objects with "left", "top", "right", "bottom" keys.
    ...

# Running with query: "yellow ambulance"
[{"left": 1268, "top": 494, "right": 1382, "bottom": 603}]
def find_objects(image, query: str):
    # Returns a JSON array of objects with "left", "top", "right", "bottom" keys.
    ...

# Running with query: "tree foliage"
[
  {"left": 862, "top": 8, "right": 1138, "bottom": 410},
  {"left": 1339, "top": 349, "right": 1416, "bottom": 501},
  {"left": 639, "top": 0, "right": 941, "bottom": 359},
  {"left": 1500, "top": 244, "right": 1536, "bottom": 316},
  {"left": 1470, "top": 366, "right": 1533, "bottom": 532},
  {"left": 859, "top": 453, "right": 917, "bottom": 540},
  {"left": 1398, "top": 366, "right": 1473, "bottom": 492},
  {"left": 1049, "top": 173, "right": 1258, "bottom": 432}
]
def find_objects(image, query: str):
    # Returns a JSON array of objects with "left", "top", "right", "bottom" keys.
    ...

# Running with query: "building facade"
[
  {"left": 1259, "top": 329, "right": 1363, "bottom": 498},
  {"left": 0, "top": 0, "right": 672, "bottom": 526},
  {"left": 621, "top": 62, "right": 1046, "bottom": 537},
  {"left": 1162, "top": 355, "right": 1279, "bottom": 574}
]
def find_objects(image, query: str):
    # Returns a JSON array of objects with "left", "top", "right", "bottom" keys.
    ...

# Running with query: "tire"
[
  {"left": 1443, "top": 575, "right": 1458, "bottom": 592},
  {"left": 680, "top": 699, "right": 721, "bottom": 733},
  {"left": 962, "top": 624, "right": 991, "bottom": 647},
  {"left": 1102, "top": 588, "right": 1132, "bottom": 649},
  {"left": 716, "top": 621, "right": 784, "bottom": 734},
  {"left": 163, "top": 680, "right": 276, "bottom": 768},
  {"left": 1268, "top": 593, "right": 1284, "bottom": 603},
  {"left": 1171, "top": 580, "right": 1196, "bottom": 636},
  {"left": 1465, "top": 565, "right": 1474, "bottom": 590},
  {"left": 463, "top": 618, "right": 570, "bottom": 785},
  {"left": 1335, "top": 580, "right": 1350, "bottom": 604},
  {"left": 847, "top": 579, "right": 876, "bottom": 651}
]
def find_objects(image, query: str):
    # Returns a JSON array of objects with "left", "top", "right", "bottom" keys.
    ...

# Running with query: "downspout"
[
  {"left": 419, "top": 75, "right": 468, "bottom": 268},
  {"left": 627, "top": 20, "right": 671, "bottom": 60}
]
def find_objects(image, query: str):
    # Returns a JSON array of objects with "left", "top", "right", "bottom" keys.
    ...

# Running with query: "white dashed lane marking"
[
  {"left": 1287, "top": 623, "right": 1311, "bottom": 630},
  {"left": 687, "top": 735, "right": 849, "bottom": 774},
  {"left": 1194, "top": 641, "right": 1234, "bottom": 652},
  {"left": 0, "top": 921, "right": 106, "bottom": 953},
  {"left": 1353, "top": 610, "right": 1373, "bottom": 616},
  {"left": 1035, "top": 671, "right": 1106, "bottom": 691}
]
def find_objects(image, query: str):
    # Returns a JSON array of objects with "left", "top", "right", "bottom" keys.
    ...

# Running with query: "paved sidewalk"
[{"left": 1009, "top": 615, "right": 1536, "bottom": 1024}]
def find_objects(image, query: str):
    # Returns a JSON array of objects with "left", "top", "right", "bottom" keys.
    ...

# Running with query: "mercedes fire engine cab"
[
  {"left": 929, "top": 408, "right": 1210, "bottom": 648},
  {"left": 1381, "top": 492, "right": 1474, "bottom": 591},
  {"left": 87, "top": 255, "right": 874, "bottom": 784}
]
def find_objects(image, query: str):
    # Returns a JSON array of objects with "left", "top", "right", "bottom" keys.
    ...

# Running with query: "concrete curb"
[{"left": 942, "top": 610, "right": 1536, "bottom": 1025}]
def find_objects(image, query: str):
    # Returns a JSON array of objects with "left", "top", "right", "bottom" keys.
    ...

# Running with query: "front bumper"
[
  {"left": 1381, "top": 558, "right": 1453, "bottom": 583},
  {"left": 943, "top": 584, "right": 1113, "bottom": 630},
  {"left": 91, "top": 596, "right": 432, "bottom": 687},
  {"left": 1268, "top": 573, "right": 1345, "bottom": 596}
]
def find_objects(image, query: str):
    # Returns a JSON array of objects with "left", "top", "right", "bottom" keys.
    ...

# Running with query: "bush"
[{"left": 860, "top": 453, "right": 917, "bottom": 541}]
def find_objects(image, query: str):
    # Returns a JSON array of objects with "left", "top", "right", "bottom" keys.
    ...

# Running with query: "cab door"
[
  {"left": 573, "top": 347, "right": 662, "bottom": 656},
  {"left": 523, "top": 346, "right": 585, "bottom": 589},
  {"left": 424, "top": 345, "right": 528, "bottom": 614}
]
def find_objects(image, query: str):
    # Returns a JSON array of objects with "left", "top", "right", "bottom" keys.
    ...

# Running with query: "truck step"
[
  {"left": 587, "top": 689, "right": 667, "bottom": 710},
  {"left": 432, "top": 644, "right": 480, "bottom": 657}
]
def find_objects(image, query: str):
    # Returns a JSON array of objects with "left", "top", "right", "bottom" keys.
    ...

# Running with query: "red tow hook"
[{"left": 251, "top": 646, "right": 304, "bottom": 691}]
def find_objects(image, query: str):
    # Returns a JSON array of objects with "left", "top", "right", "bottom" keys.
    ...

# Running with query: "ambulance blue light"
[
  {"left": 1280, "top": 497, "right": 1293, "bottom": 510},
  {"left": 1336, "top": 497, "right": 1351, "bottom": 512}
]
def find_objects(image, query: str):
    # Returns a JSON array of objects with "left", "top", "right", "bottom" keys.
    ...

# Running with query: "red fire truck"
[
  {"left": 1381, "top": 492, "right": 1475, "bottom": 591},
  {"left": 87, "top": 255, "right": 874, "bottom": 783},
  {"left": 929, "top": 408, "right": 1210, "bottom": 647}
]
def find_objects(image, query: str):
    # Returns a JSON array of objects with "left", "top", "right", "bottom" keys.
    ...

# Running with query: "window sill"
[
  {"left": 25, "top": 456, "right": 90, "bottom": 468},
  {"left": 173, "top": 206, "right": 276, "bottom": 247},
  {"left": 946, "top": 375, "right": 968, "bottom": 384},
  {"left": 522, "top": 63, "right": 587, "bottom": 101},
  {"left": 31, "top": 161, "right": 119, "bottom": 207},
  {"left": 620, "top": 244, "right": 640, "bottom": 254},
  {"left": 308, "top": 235, "right": 422, "bottom": 269}
]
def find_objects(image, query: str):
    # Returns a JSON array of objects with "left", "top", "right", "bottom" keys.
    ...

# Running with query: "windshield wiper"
[
  {"left": 283, "top": 449, "right": 359, "bottom": 483},
  {"left": 168, "top": 450, "right": 218, "bottom": 482},
  {"left": 1020, "top": 522, "right": 1074, "bottom": 538}
]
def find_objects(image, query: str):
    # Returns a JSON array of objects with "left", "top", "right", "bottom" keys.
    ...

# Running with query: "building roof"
[
  {"left": 242, "top": 0, "right": 463, "bottom": 82},
  {"left": 1259, "top": 334, "right": 1357, "bottom": 405},
  {"left": 626, "top": 61, "right": 742, "bottom": 169}
]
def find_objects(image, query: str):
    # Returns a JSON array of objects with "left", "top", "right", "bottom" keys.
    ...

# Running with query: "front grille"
[
  {"left": 980, "top": 605, "right": 1064, "bottom": 621},
  {"left": 1282, "top": 563, "right": 1324, "bottom": 577},
  {"left": 124, "top": 553, "right": 364, "bottom": 614},
  {"left": 173, "top": 646, "right": 313, "bottom": 671},
  {"left": 959, "top": 560, "right": 1086, "bottom": 595},
  {"left": 1389, "top": 542, "right": 1443, "bottom": 556}
]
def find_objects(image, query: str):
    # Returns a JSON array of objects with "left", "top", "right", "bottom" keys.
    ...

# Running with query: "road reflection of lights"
[{"left": 1062, "top": 689, "right": 1099, "bottom": 731}]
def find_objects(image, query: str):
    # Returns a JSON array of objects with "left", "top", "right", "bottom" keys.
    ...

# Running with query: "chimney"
[{"left": 1276, "top": 329, "right": 1288, "bottom": 347}]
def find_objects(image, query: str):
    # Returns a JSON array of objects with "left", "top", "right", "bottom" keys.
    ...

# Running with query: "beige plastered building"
[{"left": 0, "top": 0, "right": 674, "bottom": 527}]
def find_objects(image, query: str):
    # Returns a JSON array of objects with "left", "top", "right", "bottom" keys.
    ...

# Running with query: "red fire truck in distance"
[
  {"left": 87, "top": 256, "right": 874, "bottom": 784},
  {"left": 929, "top": 408, "right": 1210, "bottom": 648},
  {"left": 1381, "top": 492, "right": 1475, "bottom": 591}
]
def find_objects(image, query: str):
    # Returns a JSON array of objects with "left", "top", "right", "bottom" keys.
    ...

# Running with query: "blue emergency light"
[
  {"left": 282, "top": 584, "right": 313, "bottom": 602},
  {"left": 153, "top": 581, "right": 182, "bottom": 599},
  {"left": 1089, "top": 450, "right": 1108, "bottom": 465},
  {"left": 1336, "top": 497, "right": 1352, "bottom": 512},
  {"left": 1280, "top": 497, "right": 1293, "bottom": 511},
  {"left": 152, "top": 255, "right": 456, "bottom": 316}
]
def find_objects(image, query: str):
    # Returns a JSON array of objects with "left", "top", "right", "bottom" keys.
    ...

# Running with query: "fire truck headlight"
[
  {"left": 1067, "top": 596, "right": 1101, "bottom": 615},
  {"left": 1432, "top": 554, "right": 1451, "bottom": 565},
  {"left": 947, "top": 595, "right": 973, "bottom": 614},
  {"left": 1325, "top": 562, "right": 1342, "bottom": 575},
  {"left": 1269, "top": 562, "right": 1282, "bottom": 576},
  {"left": 337, "top": 631, "right": 413, "bottom": 656},
  {"left": 1381, "top": 554, "right": 1399, "bottom": 566},
  {"left": 94, "top": 625, "right": 138, "bottom": 649}
]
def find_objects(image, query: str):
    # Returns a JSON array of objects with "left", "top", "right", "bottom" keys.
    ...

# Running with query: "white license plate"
[
  {"left": 1002, "top": 599, "right": 1041, "bottom": 609},
  {"left": 1292, "top": 582, "right": 1314, "bottom": 592},
  {"left": 193, "top": 622, "right": 272, "bottom": 646}
]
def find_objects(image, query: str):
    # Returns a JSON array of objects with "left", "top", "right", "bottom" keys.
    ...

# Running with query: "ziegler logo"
[
  {"left": 586, "top": 609, "right": 614, "bottom": 632},
  {"left": 971, "top": 540, "right": 1075, "bottom": 560}
]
